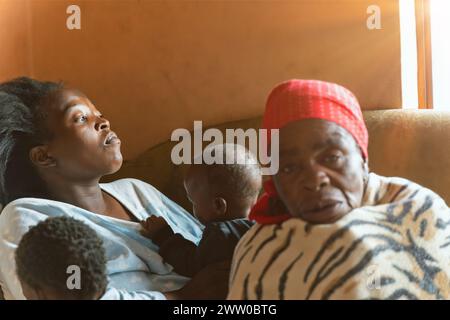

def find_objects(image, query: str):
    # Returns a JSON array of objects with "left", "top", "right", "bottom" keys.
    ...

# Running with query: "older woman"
[
  {"left": 0, "top": 77, "right": 228, "bottom": 300},
  {"left": 228, "top": 79, "right": 450, "bottom": 300}
]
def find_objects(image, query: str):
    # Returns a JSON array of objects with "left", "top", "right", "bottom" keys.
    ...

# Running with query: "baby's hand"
[{"left": 140, "top": 216, "right": 169, "bottom": 238}]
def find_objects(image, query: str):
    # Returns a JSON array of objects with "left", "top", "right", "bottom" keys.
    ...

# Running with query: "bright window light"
[
  {"left": 399, "top": 0, "right": 419, "bottom": 109},
  {"left": 430, "top": 0, "right": 450, "bottom": 110}
]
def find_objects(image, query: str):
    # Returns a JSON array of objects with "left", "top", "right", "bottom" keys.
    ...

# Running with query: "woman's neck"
[{"left": 44, "top": 177, "right": 108, "bottom": 214}]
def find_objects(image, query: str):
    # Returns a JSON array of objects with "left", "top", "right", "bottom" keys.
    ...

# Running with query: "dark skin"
[
  {"left": 30, "top": 88, "right": 130, "bottom": 221},
  {"left": 27, "top": 88, "right": 227, "bottom": 299},
  {"left": 184, "top": 165, "right": 259, "bottom": 224},
  {"left": 141, "top": 165, "right": 259, "bottom": 300},
  {"left": 141, "top": 165, "right": 260, "bottom": 236},
  {"left": 273, "top": 119, "right": 368, "bottom": 225},
  {"left": 185, "top": 166, "right": 224, "bottom": 225},
  {"left": 141, "top": 165, "right": 260, "bottom": 300}
]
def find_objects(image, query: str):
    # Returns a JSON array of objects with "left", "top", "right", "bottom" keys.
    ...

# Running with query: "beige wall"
[{"left": 0, "top": 0, "right": 401, "bottom": 160}]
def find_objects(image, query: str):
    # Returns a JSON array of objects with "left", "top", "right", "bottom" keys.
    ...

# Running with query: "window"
[
  {"left": 430, "top": 0, "right": 450, "bottom": 110},
  {"left": 400, "top": 0, "right": 450, "bottom": 109},
  {"left": 400, "top": 0, "right": 418, "bottom": 109}
]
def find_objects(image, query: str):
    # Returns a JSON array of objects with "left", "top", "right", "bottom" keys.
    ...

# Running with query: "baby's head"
[
  {"left": 15, "top": 216, "right": 107, "bottom": 300},
  {"left": 184, "top": 144, "right": 262, "bottom": 224}
]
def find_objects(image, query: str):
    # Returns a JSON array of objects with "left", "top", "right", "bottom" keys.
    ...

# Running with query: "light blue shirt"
[{"left": 0, "top": 178, "right": 203, "bottom": 300}]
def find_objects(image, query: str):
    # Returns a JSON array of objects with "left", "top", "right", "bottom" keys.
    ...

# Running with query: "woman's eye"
[
  {"left": 281, "top": 164, "right": 297, "bottom": 174},
  {"left": 323, "top": 153, "right": 343, "bottom": 165},
  {"left": 76, "top": 115, "right": 87, "bottom": 123}
]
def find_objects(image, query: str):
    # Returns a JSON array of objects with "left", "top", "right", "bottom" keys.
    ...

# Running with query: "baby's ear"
[{"left": 213, "top": 197, "right": 227, "bottom": 216}]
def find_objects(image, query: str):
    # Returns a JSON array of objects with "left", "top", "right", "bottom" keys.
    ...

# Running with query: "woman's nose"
[
  {"left": 95, "top": 117, "right": 110, "bottom": 131},
  {"left": 302, "top": 166, "right": 330, "bottom": 192}
]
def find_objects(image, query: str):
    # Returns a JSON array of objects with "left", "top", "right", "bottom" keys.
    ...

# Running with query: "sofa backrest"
[{"left": 106, "top": 109, "right": 450, "bottom": 211}]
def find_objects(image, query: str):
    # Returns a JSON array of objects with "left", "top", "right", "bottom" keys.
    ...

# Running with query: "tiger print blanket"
[{"left": 228, "top": 173, "right": 450, "bottom": 300}]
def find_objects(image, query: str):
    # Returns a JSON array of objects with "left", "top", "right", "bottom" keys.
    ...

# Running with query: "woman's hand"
[{"left": 165, "top": 260, "right": 231, "bottom": 300}]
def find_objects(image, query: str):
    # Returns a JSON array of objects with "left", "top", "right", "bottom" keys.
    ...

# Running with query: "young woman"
[{"left": 0, "top": 77, "right": 227, "bottom": 300}]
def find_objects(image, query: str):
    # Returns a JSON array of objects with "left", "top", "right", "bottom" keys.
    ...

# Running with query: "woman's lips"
[
  {"left": 300, "top": 200, "right": 344, "bottom": 222},
  {"left": 104, "top": 132, "right": 121, "bottom": 146}
]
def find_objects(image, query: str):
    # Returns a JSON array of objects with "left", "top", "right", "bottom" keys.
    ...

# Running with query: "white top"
[{"left": 0, "top": 178, "right": 203, "bottom": 300}]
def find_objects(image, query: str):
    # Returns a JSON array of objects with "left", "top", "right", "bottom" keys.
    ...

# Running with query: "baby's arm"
[
  {"left": 158, "top": 234, "right": 200, "bottom": 277},
  {"left": 159, "top": 222, "right": 241, "bottom": 277},
  {"left": 140, "top": 216, "right": 201, "bottom": 276},
  {"left": 140, "top": 216, "right": 173, "bottom": 241}
]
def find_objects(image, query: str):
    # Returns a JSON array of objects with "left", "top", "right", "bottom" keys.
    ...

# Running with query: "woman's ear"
[
  {"left": 213, "top": 197, "right": 227, "bottom": 216},
  {"left": 29, "top": 146, "right": 56, "bottom": 168}
]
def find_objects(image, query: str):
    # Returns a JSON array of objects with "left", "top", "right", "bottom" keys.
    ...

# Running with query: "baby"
[
  {"left": 141, "top": 143, "right": 262, "bottom": 277},
  {"left": 15, "top": 216, "right": 181, "bottom": 300},
  {"left": 15, "top": 216, "right": 107, "bottom": 300}
]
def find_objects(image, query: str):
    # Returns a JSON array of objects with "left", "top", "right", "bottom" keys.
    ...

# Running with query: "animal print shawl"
[{"left": 228, "top": 173, "right": 450, "bottom": 300}]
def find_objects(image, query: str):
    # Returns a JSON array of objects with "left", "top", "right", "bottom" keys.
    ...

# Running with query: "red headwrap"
[{"left": 249, "top": 79, "right": 368, "bottom": 225}]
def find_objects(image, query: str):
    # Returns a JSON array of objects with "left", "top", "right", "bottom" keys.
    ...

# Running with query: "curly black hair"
[
  {"left": 0, "top": 77, "right": 63, "bottom": 205},
  {"left": 15, "top": 216, "right": 108, "bottom": 299}
]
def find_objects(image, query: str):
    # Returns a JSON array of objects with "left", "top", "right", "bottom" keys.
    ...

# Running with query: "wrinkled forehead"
[{"left": 279, "top": 119, "right": 360, "bottom": 154}]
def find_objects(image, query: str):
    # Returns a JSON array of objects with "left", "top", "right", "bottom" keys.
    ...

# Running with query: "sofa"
[
  {"left": 104, "top": 109, "right": 450, "bottom": 211},
  {"left": 1, "top": 109, "right": 450, "bottom": 300}
]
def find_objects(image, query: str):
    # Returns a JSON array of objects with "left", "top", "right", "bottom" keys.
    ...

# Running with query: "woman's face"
[
  {"left": 273, "top": 119, "right": 367, "bottom": 224},
  {"left": 34, "top": 88, "right": 123, "bottom": 181}
]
